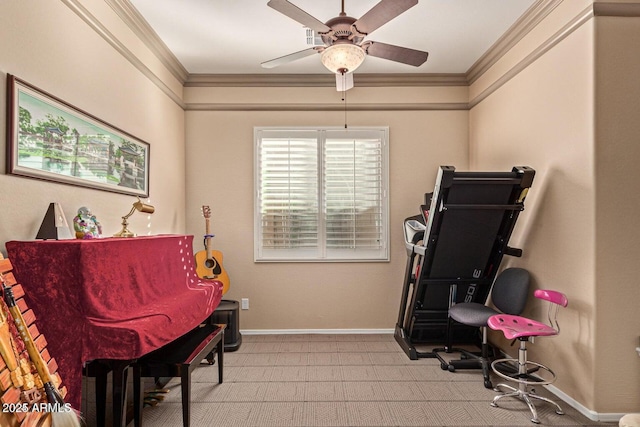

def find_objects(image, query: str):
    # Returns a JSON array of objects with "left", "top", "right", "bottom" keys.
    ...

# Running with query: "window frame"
[{"left": 254, "top": 126, "right": 390, "bottom": 263}]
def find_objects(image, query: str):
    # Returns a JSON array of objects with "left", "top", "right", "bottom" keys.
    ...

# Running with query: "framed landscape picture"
[{"left": 6, "top": 74, "right": 150, "bottom": 197}]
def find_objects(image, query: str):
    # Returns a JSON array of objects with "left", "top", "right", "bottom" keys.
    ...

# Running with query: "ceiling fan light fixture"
[{"left": 320, "top": 44, "right": 365, "bottom": 74}]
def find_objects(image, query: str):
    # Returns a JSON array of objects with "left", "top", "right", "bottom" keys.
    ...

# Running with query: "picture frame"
[{"left": 6, "top": 74, "right": 150, "bottom": 197}]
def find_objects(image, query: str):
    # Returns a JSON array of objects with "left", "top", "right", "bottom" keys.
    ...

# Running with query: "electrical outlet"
[{"left": 241, "top": 298, "right": 249, "bottom": 310}]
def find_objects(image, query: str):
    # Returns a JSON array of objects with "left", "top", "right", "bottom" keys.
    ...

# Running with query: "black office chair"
[{"left": 435, "top": 267, "right": 531, "bottom": 388}]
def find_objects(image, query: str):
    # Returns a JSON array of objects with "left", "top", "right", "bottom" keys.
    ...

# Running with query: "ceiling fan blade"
[
  {"left": 336, "top": 72, "right": 354, "bottom": 91},
  {"left": 261, "top": 47, "right": 319, "bottom": 69},
  {"left": 267, "top": 0, "right": 330, "bottom": 33},
  {"left": 353, "top": 0, "right": 418, "bottom": 35},
  {"left": 364, "top": 41, "right": 428, "bottom": 67}
]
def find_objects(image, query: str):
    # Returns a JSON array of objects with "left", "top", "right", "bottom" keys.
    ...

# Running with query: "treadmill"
[{"left": 395, "top": 165, "right": 535, "bottom": 360}]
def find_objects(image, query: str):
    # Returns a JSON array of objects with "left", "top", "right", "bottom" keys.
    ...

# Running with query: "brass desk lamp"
[{"left": 114, "top": 197, "right": 155, "bottom": 238}]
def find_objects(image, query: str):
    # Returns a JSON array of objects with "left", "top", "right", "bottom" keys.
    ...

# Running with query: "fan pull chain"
[{"left": 342, "top": 72, "right": 348, "bottom": 128}]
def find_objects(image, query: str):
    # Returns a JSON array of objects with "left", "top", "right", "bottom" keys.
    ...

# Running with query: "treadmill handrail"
[
  {"left": 440, "top": 203, "right": 525, "bottom": 211},
  {"left": 450, "top": 177, "right": 523, "bottom": 184}
]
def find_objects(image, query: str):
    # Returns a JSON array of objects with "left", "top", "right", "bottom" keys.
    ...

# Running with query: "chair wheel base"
[{"left": 490, "top": 385, "right": 565, "bottom": 424}]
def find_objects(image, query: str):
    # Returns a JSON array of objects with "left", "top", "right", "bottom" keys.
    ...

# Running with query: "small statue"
[{"left": 73, "top": 206, "right": 102, "bottom": 239}]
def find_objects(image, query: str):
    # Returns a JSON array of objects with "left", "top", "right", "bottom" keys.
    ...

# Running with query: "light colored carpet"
[
  {"left": 84, "top": 333, "right": 614, "bottom": 426},
  {"left": 132, "top": 333, "right": 613, "bottom": 426}
]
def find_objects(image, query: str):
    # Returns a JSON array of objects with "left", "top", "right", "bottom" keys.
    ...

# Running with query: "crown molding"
[
  {"left": 185, "top": 102, "right": 468, "bottom": 112},
  {"left": 466, "top": 0, "right": 563, "bottom": 84},
  {"left": 469, "top": 4, "right": 594, "bottom": 108},
  {"left": 593, "top": 1, "right": 640, "bottom": 16},
  {"left": 467, "top": 0, "right": 640, "bottom": 86},
  {"left": 104, "top": 0, "right": 188, "bottom": 82},
  {"left": 184, "top": 73, "right": 467, "bottom": 87},
  {"left": 185, "top": 74, "right": 335, "bottom": 87},
  {"left": 60, "top": 0, "right": 185, "bottom": 107}
]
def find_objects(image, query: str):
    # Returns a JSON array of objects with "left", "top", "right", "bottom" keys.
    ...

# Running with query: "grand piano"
[{"left": 5, "top": 234, "right": 223, "bottom": 426}]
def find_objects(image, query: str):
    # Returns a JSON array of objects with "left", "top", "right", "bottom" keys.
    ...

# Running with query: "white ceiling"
[{"left": 129, "top": 0, "right": 536, "bottom": 75}]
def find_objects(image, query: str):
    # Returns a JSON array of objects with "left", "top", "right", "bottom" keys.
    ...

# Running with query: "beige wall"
[
  {"left": 593, "top": 14, "right": 640, "bottom": 413},
  {"left": 471, "top": 18, "right": 597, "bottom": 409},
  {"left": 470, "top": 0, "right": 640, "bottom": 416},
  {"left": 184, "top": 86, "right": 469, "bottom": 330},
  {"left": 0, "top": 0, "right": 187, "bottom": 247}
]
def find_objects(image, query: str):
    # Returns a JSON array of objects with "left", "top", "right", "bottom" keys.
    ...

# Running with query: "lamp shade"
[{"left": 320, "top": 44, "right": 365, "bottom": 74}]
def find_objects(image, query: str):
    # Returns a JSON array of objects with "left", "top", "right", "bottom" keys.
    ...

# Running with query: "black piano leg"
[
  {"left": 84, "top": 360, "right": 110, "bottom": 427},
  {"left": 133, "top": 364, "right": 144, "bottom": 427},
  {"left": 111, "top": 360, "right": 132, "bottom": 427},
  {"left": 180, "top": 369, "right": 191, "bottom": 427},
  {"left": 218, "top": 329, "right": 224, "bottom": 383},
  {"left": 95, "top": 363, "right": 108, "bottom": 427}
]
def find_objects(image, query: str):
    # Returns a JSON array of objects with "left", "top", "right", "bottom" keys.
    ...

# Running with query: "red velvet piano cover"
[{"left": 5, "top": 234, "right": 223, "bottom": 409}]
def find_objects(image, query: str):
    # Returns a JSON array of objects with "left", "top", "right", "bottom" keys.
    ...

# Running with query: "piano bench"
[{"left": 132, "top": 323, "right": 225, "bottom": 427}]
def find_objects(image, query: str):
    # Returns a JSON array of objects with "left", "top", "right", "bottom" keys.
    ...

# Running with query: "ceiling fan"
[{"left": 261, "top": 0, "right": 429, "bottom": 91}]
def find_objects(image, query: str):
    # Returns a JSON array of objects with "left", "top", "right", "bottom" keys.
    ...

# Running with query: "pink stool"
[{"left": 487, "top": 289, "right": 568, "bottom": 424}]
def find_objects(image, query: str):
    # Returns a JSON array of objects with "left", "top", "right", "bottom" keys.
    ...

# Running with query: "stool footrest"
[{"left": 491, "top": 358, "right": 556, "bottom": 386}]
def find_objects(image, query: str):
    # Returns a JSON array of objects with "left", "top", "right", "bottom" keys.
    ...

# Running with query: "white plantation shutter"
[
  {"left": 324, "top": 131, "right": 385, "bottom": 257},
  {"left": 258, "top": 132, "right": 319, "bottom": 255},
  {"left": 255, "top": 127, "right": 388, "bottom": 261}
]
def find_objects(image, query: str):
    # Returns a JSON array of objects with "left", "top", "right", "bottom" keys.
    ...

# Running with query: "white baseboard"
[
  {"left": 545, "top": 384, "right": 625, "bottom": 423},
  {"left": 240, "top": 328, "right": 395, "bottom": 335}
]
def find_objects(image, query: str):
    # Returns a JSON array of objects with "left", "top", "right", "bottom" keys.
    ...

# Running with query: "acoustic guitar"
[{"left": 194, "top": 206, "right": 230, "bottom": 295}]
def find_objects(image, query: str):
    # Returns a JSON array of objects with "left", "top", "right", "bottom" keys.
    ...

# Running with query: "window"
[{"left": 254, "top": 127, "right": 389, "bottom": 262}]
